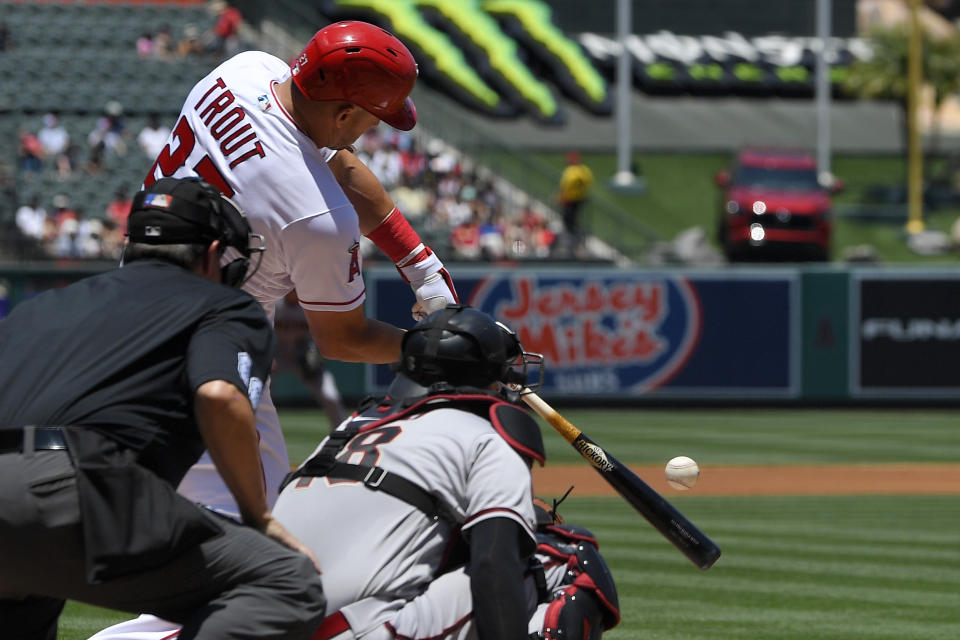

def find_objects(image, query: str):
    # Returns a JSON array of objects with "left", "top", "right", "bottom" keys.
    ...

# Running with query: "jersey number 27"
[{"left": 144, "top": 116, "right": 235, "bottom": 197}]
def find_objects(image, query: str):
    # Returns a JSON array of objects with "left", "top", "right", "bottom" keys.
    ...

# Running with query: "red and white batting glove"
[{"left": 366, "top": 207, "right": 459, "bottom": 321}]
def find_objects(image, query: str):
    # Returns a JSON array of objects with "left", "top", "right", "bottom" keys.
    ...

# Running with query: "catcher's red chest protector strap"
[{"left": 357, "top": 391, "right": 546, "bottom": 465}]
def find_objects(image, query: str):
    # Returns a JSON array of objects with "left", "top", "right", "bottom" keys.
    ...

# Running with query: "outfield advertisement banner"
[
  {"left": 368, "top": 267, "right": 799, "bottom": 399},
  {"left": 852, "top": 273, "right": 960, "bottom": 397}
]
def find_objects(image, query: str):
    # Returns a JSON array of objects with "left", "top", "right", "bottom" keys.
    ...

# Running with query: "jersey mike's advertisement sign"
[
  {"left": 467, "top": 274, "right": 701, "bottom": 394},
  {"left": 369, "top": 268, "right": 798, "bottom": 399},
  {"left": 853, "top": 273, "right": 960, "bottom": 397}
]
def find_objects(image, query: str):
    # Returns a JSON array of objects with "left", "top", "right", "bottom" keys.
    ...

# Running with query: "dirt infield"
[{"left": 532, "top": 463, "right": 960, "bottom": 496}]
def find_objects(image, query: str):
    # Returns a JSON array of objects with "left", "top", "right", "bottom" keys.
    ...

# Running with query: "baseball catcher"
[{"left": 275, "top": 304, "right": 619, "bottom": 640}]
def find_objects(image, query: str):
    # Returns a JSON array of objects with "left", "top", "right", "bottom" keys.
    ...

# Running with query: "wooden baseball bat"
[{"left": 521, "top": 390, "right": 722, "bottom": 571}]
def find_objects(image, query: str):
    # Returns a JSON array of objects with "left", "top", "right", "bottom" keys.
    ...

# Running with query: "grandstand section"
[{"left": 1, "top": 0, "right": 641, "bottom": 264}]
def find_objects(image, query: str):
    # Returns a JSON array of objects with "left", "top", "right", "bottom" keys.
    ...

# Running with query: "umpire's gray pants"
[{"left": 0, "top": 450, "right": 326, "bottom": 639}]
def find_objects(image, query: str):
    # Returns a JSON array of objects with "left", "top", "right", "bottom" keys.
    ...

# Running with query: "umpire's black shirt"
[{"left": 0, "top": 259, "right": 274, "bottom": 486}]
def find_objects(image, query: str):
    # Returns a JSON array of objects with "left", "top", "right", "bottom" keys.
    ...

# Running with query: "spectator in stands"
[
  {"left": 177, "top": 24, "right": 204, "bottom": 57},
  {"left": 478, "top": 209, "right": 508, "bottom": 261},
  {"left": 348, "top": 127, "right": 576, "bottom": 263},
  {"left": 137, "top": 113, "right": 171, "bottom": 160},
  {"left": 427, "top": 138, "right": 459, "bottom": 175},
  {"left": 450, "top": 212, "right": 482, "bottom": 260},
  {"left": 37, "top": 112, "right": 72, "bottom": 178},
  {"left": 105, "top": 184, "right": 133, "bottom": 233},
  {"left": 434, "top": 192, "right": 473, "bottom": 230},
  {"left": 17, "top": 128, "right": 44, "bottom": 173},
  {"left": 87, "top": 103, "right": 128, "bottom": 164},
  {"left": 104, "top": 101, "right": 129, "bottom": 146},
  {"left": 399, "top": 137, "right": 427, "bottom": 186},
  {"left": 15, "top": 196, "right": 47, "bottom": 242},
  {"left": 84, "top": 138, "right": 106, "bottom": 174},
  {"left": 99, "top": 219, "right": 124, "bottom": 260},
  {"left": 136, "top": 32, "right": 155, "bottom": 58},
  {"left": 557, "top": 150, "right": 593, "bottom": 256},
  {"left": 530, "top": 214, "right": 557, "bottom": 257},
  {"left": 204, "top": 0, "right": 243, "bottom": 59},
  {"left": 368, "top": 139, "right": 403, "bottom": 189},
  {"left": 153, "top": 24, "right": 173, "bottom": 59},
  {"left": 50, "top": 195, "right": 80, "bottom": 259},
  {"left": 76, "top": 213, "right": 106, "bottom": 259},
  {"left": 51, "top": 195, "right": 77, "bottom": 228}
]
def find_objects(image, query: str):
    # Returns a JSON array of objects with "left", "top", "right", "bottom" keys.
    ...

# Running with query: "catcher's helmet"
[
  {"left": 291, "top": 21, "right": 418, "bottom": 131},
  {"left": 127, "top": 177, "right": 265, "bottom": 287},
  {"left": 395, "top": 305, "right": 544, "bottom": 389}
]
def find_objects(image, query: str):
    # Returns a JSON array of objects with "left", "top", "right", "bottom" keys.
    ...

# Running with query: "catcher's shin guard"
[
  {"left": 541, "top": 584, "right": 605, "bottom": 640},
  {"left": 533, "top": 524, "right": 621, "bottom": 639}
]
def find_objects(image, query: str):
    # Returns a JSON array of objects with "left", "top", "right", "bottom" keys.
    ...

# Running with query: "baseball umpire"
[
  {"left": 273, "top": 305, "right": 620, "bottom": 640},
  {"left": 0, "top": 177, "right": 325, "bottom": 640}
]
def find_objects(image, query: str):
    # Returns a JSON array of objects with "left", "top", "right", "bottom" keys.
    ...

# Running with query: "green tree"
[{"left": 843, "top": 25, "right": 960, "bottom": 169}]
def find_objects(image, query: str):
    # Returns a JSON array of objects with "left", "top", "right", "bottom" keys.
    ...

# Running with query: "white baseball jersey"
[
  {"left": 274, "top": 405, "right": 537, "bottom": 636},
  {"left": 142, "top": 51, "right": 368, "bottom": 518}
]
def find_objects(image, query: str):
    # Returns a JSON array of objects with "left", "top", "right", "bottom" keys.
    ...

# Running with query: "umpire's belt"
[{"left": 0, "top": 426, "right": 69, "bottom": 454}]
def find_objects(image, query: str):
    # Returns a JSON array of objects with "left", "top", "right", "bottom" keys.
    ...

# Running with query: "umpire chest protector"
[{"left": 281, "top": 389, "right": 546, "bottom": 524}]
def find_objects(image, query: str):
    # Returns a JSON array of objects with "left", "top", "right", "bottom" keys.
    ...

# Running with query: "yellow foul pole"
[{"left": 906, "top": 0, "right": 925, "bottom": 234}]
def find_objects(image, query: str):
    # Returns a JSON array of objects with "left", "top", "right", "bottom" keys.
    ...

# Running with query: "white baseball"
[{"left": 665, "top": 456, "right": 699, "bottom": 490}]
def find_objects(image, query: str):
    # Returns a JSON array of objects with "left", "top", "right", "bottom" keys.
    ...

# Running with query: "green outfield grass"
[
  {"left": 56, "top": 407, "right": 960, "bottom": 639},
  {"left": 277, "top": 407, "right": 960, "bottom": 466}
]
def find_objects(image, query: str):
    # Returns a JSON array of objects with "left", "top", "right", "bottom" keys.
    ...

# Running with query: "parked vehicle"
[{"left": 715, "top": 148, "right": 841, "bottom": 262}]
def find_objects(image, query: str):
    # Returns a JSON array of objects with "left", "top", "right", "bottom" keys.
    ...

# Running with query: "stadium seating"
[
  {"left": 0, "top": 1, "right": 219, "bottom": 244},
  {"left": 0, "top": 1, "right": 591, "bottom": 263}
]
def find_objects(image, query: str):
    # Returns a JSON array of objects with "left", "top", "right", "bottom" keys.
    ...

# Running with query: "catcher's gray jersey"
[{"left": 273, "top": 405, "right": 538, "bottom": 617}]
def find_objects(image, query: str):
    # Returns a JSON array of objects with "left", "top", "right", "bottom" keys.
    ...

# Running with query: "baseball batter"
[
  {"left": 149, "top": 20, "right": 456, "bottom": 518},
  {"left": 90, "top": 20, "right": 457, "bottom": 640}
]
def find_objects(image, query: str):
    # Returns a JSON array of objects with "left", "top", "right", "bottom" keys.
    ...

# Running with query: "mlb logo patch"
[{"left": 144, "top": 193, "right": 172, "bottom": 208}]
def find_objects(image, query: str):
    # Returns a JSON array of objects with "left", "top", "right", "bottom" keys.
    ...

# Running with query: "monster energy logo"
[
  {"left": 575, "top": 437, "right": 615, "bottom": 472},
  {"left": 330, "top": 0, "right": 607, "bottom": 120}
]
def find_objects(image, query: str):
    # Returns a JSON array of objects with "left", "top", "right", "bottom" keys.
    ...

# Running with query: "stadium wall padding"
[{"left": 5, "top": 263, "right": 960, "bottom": 404}]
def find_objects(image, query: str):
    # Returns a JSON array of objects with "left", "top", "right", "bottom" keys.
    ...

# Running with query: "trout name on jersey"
[{"left": 194, "top": 77, "right": 266, "bottom": 170}]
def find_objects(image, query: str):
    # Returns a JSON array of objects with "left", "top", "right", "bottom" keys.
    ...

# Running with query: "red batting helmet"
[{"left": 291, "top": 21, "right": 418, "bottom": 131}]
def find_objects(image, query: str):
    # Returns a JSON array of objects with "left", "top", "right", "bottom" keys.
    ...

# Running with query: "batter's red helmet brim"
[{"left": 382, "top": 96, "right": 417, "bottom": 131}]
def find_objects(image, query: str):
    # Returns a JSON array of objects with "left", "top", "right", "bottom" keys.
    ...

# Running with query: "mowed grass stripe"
[
  {"left": 597, "top": 528, "right": 959, "bottom": 562},
  {"left": 614, "top": 569, "right": 959, "bottom": 609},
  {"left": 527, "top": 409, "right": 960, "bottom": 464},
  {"left": 599, "top": 544, "right": 959, "bottom": 588},
  {"left": 703, "top": 552, "right": 959, "bottom": 585},
  {"left": 538, "top": 428, "right": 956, "bottom": 464},
  {"left": 708, "top": 532, "right": 960, "bottom": 562}
]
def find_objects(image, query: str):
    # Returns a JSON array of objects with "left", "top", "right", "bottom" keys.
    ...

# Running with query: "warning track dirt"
[{"left": 533, "top": 464, "right": 960, "bottom": 496}]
